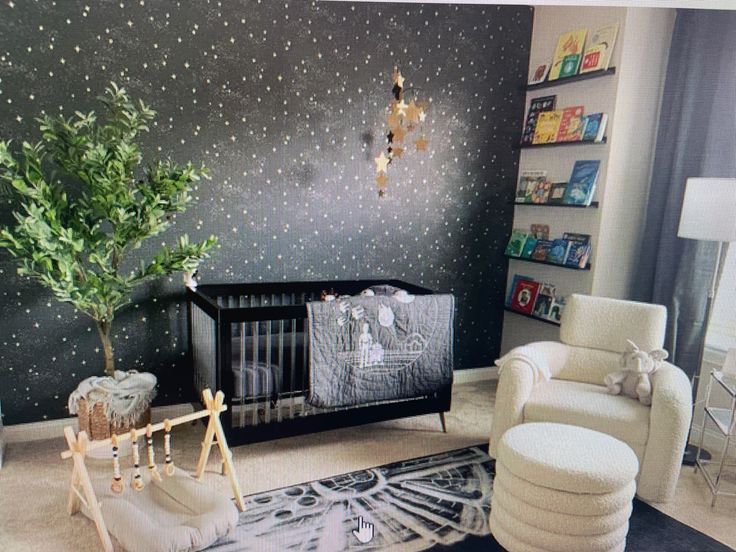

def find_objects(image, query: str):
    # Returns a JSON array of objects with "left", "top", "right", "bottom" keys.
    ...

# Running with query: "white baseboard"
[
  {"left": 454, "top": 366, "right": 498, "bottom": 384},
  {"left": 4, "top": 403, "right": 196, "bottom": 444}
]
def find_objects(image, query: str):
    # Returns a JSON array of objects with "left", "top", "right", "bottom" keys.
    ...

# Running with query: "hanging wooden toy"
[
  {"left": 130, "top": 429, "right": 145, "bottom": 491},
  {"left": 110, "top": 434, "right": 124, "bottom": 494},
  {"left": 163, "top": 418, "right": 175, "bottom": 476},
  {"left": 145, "top": 424, "right": 162, "bottom": 482},
  {"left": 374, "top": 66, "right": 429, "bottom": 197},
  {"left": 62, "top": 389, "right": 245, "bottom": 552}
]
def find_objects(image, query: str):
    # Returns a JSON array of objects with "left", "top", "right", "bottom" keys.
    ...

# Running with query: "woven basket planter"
[{"left": 77, "top": 398, "right": 151, "bottom": 441}]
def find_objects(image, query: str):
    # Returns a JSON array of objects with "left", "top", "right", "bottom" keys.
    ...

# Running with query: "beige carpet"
[{"left": 0, "top": 380, "right": 734, "bottom": 551}]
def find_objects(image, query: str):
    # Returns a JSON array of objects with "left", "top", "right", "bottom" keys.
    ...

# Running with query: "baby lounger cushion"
[{"left": 85, "top": 468, "right": 238, "bottom": 552}]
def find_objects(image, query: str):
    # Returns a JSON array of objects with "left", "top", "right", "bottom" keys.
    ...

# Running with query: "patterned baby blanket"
[{"left": 306, "top": 292, "right": 454, "bottom": 408}]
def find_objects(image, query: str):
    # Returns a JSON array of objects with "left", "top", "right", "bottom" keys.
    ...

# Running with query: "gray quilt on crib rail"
[{"left": 306, "top": 294, "right": 454, "bottom": 408}]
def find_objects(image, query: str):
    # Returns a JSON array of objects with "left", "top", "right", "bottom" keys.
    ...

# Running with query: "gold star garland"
[{"left": 374, "top": 66, "right": 428, "bottom": 197}]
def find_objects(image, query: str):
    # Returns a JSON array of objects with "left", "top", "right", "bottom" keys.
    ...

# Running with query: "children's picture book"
[
  {"left": 563, "top": 232, "right": 592, "bottom": 268},
  {"left": 533, "top": 110, "right": 563, "bottom": 144},
  {"left": 548, "top": 239, "right": 571, "bottom": 264},
  {"left": 531, "top": 179, "right": 552, "bottom": 203},
  {"left": 559, "top": 54, "right": 582, "bottom": 78},
  {"left": 521, "top": 237, "right": 538, "bottom": 259},
  {"left": 564, "top": 160, "right": 601, "bottom": 205},
  {"left": 511, "top": 279, "right": 541, "bottom": 315},
  {"left": 548, "top": 182, "right": 568, "bottom": 204},
  {"left": 533, "top": 283, "right": 556, "bottom": 318},
  {"left": 581, "top": 113, "right": 608, "bottom": 142},
  {"left": 521, "top": 96, "right": 556, "bottom": 145},
  {"left": 531, "top": 239, "right": 553, "bottom": 261},
  {"left": 556, "top": 106, "right": 586, "bottom": 142},
  {"left": 530, "top": 224, "right": 550, "bottom": 239},
  {"left": 516, "top": 170, "right": 547, "bottom": 203},
  {"left": 506, "top": 274, "right": 534, "bottom": 305},
  {"left": 549, "top": 28, "right": 588, "bottom": 81},
  {"left": 581, "top": 24, "right": 619, "bottom": 73},
  {"left": 505, "top": 229, "right": 530, "bottom": 257},
  {"left": 549, "top": 296, "right": 566, "bottom": 322},
  {"left": 529, "top": 63, "right": 550, "bottom": 85}
]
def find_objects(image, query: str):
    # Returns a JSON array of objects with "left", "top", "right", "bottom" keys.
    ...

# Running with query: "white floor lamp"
[{"left": 677, "top": 177, "right": 736, "bottom": 465}]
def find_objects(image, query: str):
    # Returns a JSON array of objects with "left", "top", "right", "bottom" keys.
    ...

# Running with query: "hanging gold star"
[
  {"left": 391, "top": 146, "right": 404, "bottom": 158},
  {"left": 376, "top": 172, "right": 388, "bottom": 188},
  {"left": 414, "top": 136, "right": 428, "bottom": 151},
  {"left": 387, "top": 112, "right": 401, "bottom": 129},
  {"left": 393, "top": 99, "right": 408, "bottom": 116},
  {"left": 391, "top": 125, "right": 407, "bottom": 143},
  {"left": 374, "top": 152, "right": 390, "bottom": 172},
  {"left": 418, "top": 109, "right": 427, "bottom": 123},
  {"left": 404, "top": 100, "right": 421, "bottom": 124},
  {"left": 392, "top": 67, "right": 405, "bottom": 88}
]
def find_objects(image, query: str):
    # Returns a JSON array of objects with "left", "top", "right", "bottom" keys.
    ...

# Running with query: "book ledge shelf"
[
  {"left": 524, "top": 67, "right": 616, "bottom": 91},
  {"left": 504, "top": 306, "right": 561, "bottom": 327},
  {"left": 512, "top": 200, "right": 599, "bottom": 209},
  {"left": 505, "top": 254, "right": 591, "bottom": 271},
  {"left": 516, "top": 137, "right": 607, "bottom": 149}
]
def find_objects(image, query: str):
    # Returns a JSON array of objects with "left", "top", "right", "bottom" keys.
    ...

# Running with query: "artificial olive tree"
[{"left": 0, "top": 83, "right": 216, "bottom": 376}]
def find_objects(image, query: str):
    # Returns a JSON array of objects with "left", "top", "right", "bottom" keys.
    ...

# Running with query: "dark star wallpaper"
[{"left": 0, "top": 1, "right": 531, "bottom": 424}]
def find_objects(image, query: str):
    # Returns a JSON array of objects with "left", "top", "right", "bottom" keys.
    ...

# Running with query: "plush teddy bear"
[{"left": 604, "top": 340, "right": 668, "bottom": 406}]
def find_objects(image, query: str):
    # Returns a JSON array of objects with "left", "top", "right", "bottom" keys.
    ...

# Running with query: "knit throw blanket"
[{"left": 68, "top": 370, "right": 157, "bottom": 426}]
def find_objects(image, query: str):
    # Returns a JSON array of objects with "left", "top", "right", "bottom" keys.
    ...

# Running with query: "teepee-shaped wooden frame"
[{"left": 61, "top": 389, "right": 245, "bottom": 552}]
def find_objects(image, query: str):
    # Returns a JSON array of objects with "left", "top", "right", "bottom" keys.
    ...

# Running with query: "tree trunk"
[{"left": 95, "top": 320, "right": 115, "bottom": 377}]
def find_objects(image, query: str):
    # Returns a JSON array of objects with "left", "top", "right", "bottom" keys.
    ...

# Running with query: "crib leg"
[{"left": 439, "top": 412, "right": 447, "bottom": 433}]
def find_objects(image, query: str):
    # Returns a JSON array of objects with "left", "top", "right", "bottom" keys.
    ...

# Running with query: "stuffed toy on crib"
[{"left": 604, "top": 339, "right": 668, "bottom": 406}]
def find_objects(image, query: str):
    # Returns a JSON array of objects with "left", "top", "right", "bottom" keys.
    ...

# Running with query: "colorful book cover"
[
  {"left": 549, "top": 28, "right": 588, "bottom": 81},
  {"left": 521, "top": 96, "right": 556, "bottom": 145},
  {"left": 556, "top": 106, "right": 585, "bottom": 142},
  {"left": 581, "top": 24, "right": 619, "bottom": 73},
  {"left": 549, "top": 296, "right": 566, "bottom": 322},
  {"left": 533, "top": 283, "right": 556, "bottom": 318},
  {"left": 559, "top": 54, "right": 582, "bottom": 78},
  {"left": 548, "top": 182, "right": 568, "bottom": 204},
  {"left": 531, "top": 179, "right": 552, "bottom": 203},
  {"left": 531, "top": 239, "right": 553, "bottom": 261},
  {"left": 563, "top": 233, "right": 592, "bottom": 267},
  {"left": 506, "top": 274, "right": 534, "bottom": 305},
  {"left": 505, "top": 229, "right": 530, "bottom": 257},
  {"left": 581, "top": 113, "right": 608, "bottom": 142},
  {"left": 530, "top": 224, "right": 550, "bottom": 239},
  {"left": 516, "top": 170, "right": 547, "bottom": 203},
  {"left": 548, "top": 239, "right": 571, "bottom": 264},
  {"left": 511, "top": 279, "right": 541, "bottom": 315},
  {"left": 528, "top": 63, "right": 550, "bottom": 85},
  {"left": 564, "top": 160, "right": 601, "bottom": 205},
  {"left": 533, "top": 110, "right": 563, "bottom": 144},
  {"left": 521, "top": 237, "right": 538, "bottom": 259}
]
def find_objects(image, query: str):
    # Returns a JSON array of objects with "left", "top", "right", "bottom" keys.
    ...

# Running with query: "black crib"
[{"left": 187, "top": 280, "right": 452, "bottom": 445}]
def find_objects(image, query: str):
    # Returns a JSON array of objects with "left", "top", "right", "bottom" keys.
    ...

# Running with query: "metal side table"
[{"left": 694, "top": 370, "right": 736, "bottom": 506}]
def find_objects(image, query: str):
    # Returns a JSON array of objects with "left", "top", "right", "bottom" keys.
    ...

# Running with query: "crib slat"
[
  {"left": 278, "top": 317, "right": 284, "bottom": 423},
  {"left": 301, "top": 292, "right": 309, "bottom": 417},
  {"left": 239, "top": 296, "right": 247, "bottom": 428},
  {"left": 265, "top": 315, "right": 272, "bottom": 424},
  {"left": 251, "top": 295, "right": 259, "bottom": 426},
  {"left": 290, "top": 292, "right": 297, "bottom": 420}
]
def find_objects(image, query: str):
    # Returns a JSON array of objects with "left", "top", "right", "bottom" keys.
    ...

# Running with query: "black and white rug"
[{"left": 210, "top": 445, "right": 733, "bottom": 552}]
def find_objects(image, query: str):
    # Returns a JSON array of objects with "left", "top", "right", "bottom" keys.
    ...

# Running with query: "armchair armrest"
[
  {"left": 489, "top": 341, "right": 570, "bottom": 458},
  {"left": 637, "top": 362, "right": 692, "bottom": 502}
]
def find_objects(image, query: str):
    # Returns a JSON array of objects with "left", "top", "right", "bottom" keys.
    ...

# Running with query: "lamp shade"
[{"left": 678, "top": 178, "right": 736, "bottom": 242}]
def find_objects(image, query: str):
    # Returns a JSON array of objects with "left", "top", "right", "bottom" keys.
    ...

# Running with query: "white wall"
[{"left": 593, "top": 8, "right": 675, "bottom": 298}]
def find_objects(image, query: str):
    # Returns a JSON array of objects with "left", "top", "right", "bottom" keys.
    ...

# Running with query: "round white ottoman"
[{"left": 489, "top": 423, "right": 639, "bottom": 552}]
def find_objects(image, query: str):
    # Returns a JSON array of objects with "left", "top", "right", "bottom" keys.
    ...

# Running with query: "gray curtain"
[{"left": 634, "top": 9, "right": 736, "bottom": 379}]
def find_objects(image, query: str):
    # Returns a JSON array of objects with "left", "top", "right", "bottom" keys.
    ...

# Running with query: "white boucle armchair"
[{"left": 490, "top": 294, "right": 692, "bottom": 503}]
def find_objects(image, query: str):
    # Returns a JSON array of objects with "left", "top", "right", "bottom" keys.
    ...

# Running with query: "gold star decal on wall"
[
  {"left": 393, "top": 99, "right": 408, "bottom": 116},
  {"left": 376, "top": 172, "right": 388, "bottom": 188}
]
